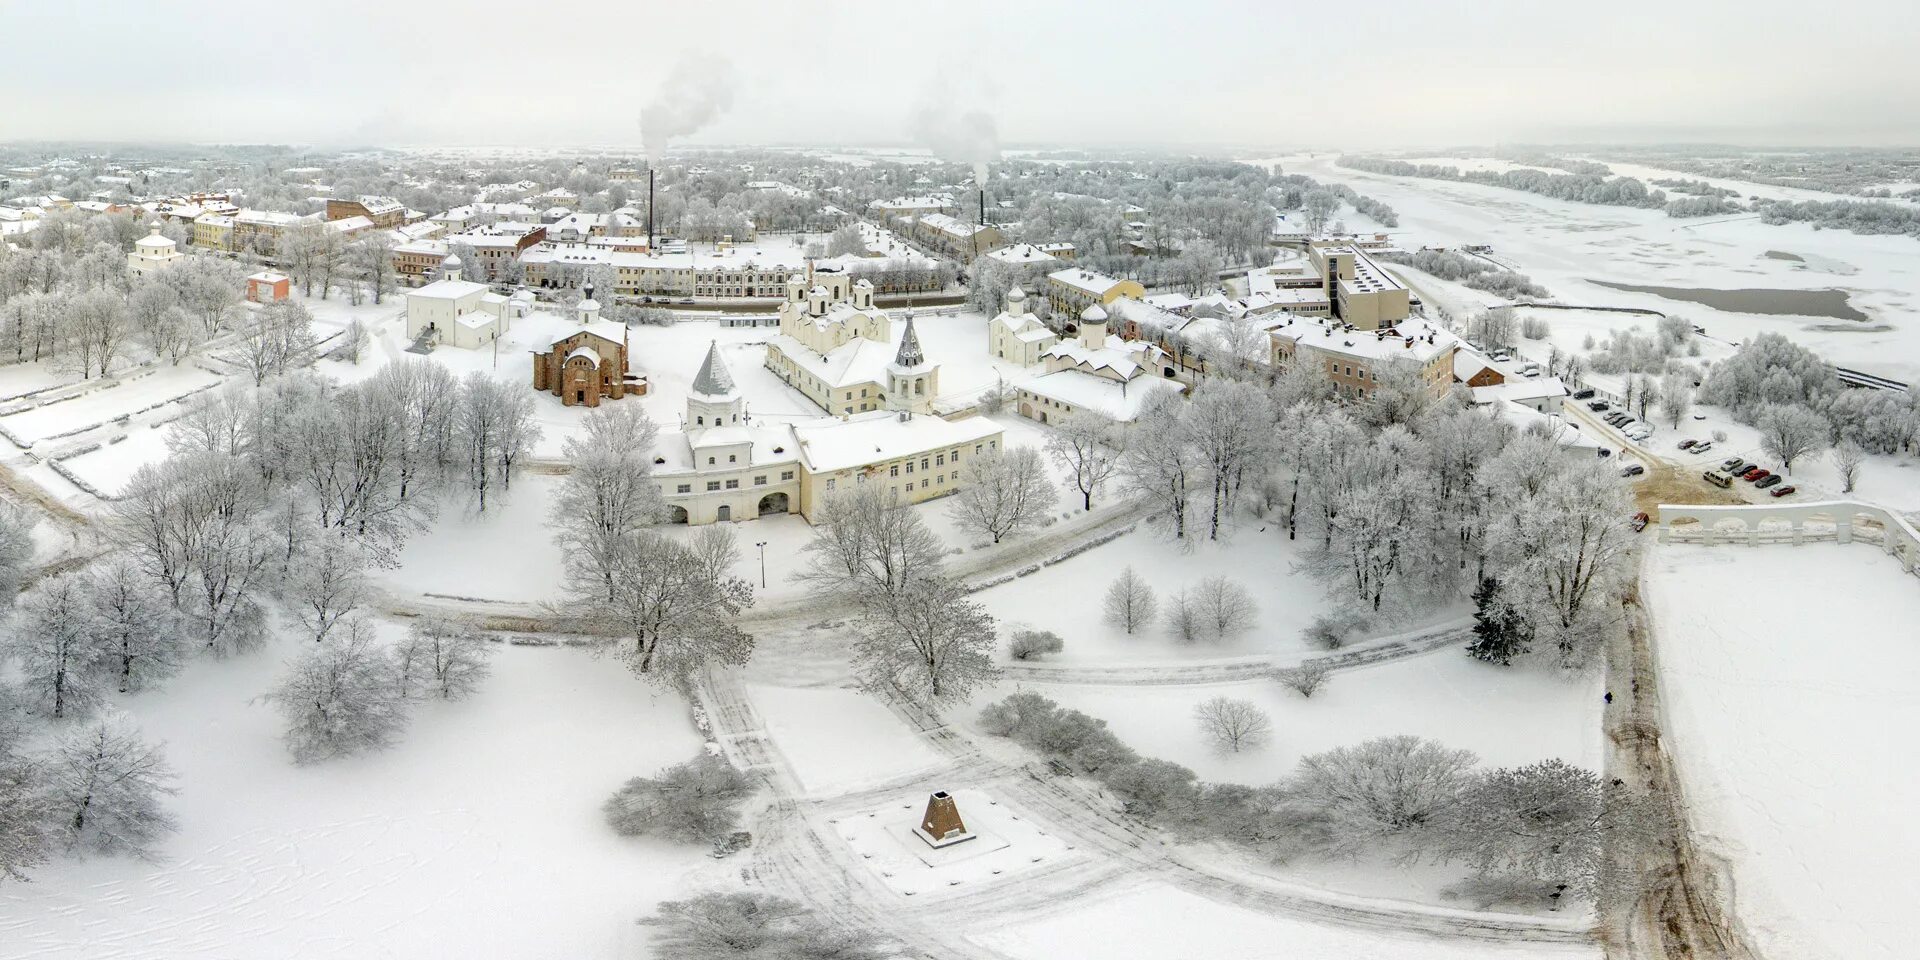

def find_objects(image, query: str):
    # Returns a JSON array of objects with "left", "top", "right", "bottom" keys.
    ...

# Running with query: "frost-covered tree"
[
  {"left": 1658, "top": 371, "right": 1693, "bottom": 429},
  {"left": 348, "top": 232, "right": 396, "bottom": 304},
  {"left": 1102, "top": 567, "right": 1158, "bottom": 635},
  {"left": 1194, "top": 696, "right": 1271, "bottom": 753},
  {"left": 454, "top": 372, "right": 541, "bottom": 510},
  {"left": 1120, "top": 390, "right": 1198, "bottom": 540},
  {"left": 1830, "top": 439, "right": 1866, "bottom": 493},
  {"left": 948, "top": 446, "right": 1058, "bottom": 544},
  {"left": 1697, "top": 332, "right": 1838, "bottom": 422},
  {"left": 1467, "top": 576, "right": 1531, "bottom": 666},
  {"left": 392, "top": 618, "right": 493, "bottom": 701},
  {"left": 1289, "top": 735, "right": 1478, "bottom": 854},
  {"left": 1755, "top": 403, "right": 1829, "bottom": 474},
  {"left": 43, "top": 711, "right": 178, "bottom": 857},
  {"left": 551, "top": 404, "right": 664, "bottom": 603},
  {"left": 271, "top": 619, "right": 410, "bottom": 763},
  {"left": 576, "top": 530, "right": 754, "bottom": 685},
  {"left": 1189, "top": 380, "right": 1274, "bottom": 539},
  {"left": 236, "top": 299, "right": 317, "bottom": 385},
  {"left": 1278, "top": 661, "right": 1331, "bottom": 698},
  {"left": 1045, "top": 412, "right": 1121, "bottom": 512},
  {"left": 602, "top": 753, "right": 752, "bottom": 844},
  {"left": 825, "top": 222, "right": 865, "bottom": 258},
  {"left": 797, "top": 484, "right": 946, "bottom": 605},
  {"left": 1192, "top": 576, "right": 1257, "bottom": 640},
  {"left": 0, "top": 747, "right": 50, "bottom": 881},
  {"left": 1302, "top": 189, "right": 1340, "bottom": 234},
  {"left": 852, "top": 577, "right": 998, "bottom": 705},
  {"left": 1443, "top": 759, "right": 1607, "bottom": 898},
  {"left": 1164, "top": 589, "right": 1202, "bottom": 643},
  {"left": 640, "top": 893, "right": 887, "bottom": 960},
  {"left": 1487, "top": 462, "right": 1633, "bottom": 669},
  {"left": 84, "top": 559, "right": 186, "bottom": 694},
  {"left": 286, "top": 534, "right": 369, "bottom": 641},
  {"left": 6, "top": 574, "right": 105, "bottom": 720},
  {"left": 0, "top": 500, "right": 35, "bottom": 607}
]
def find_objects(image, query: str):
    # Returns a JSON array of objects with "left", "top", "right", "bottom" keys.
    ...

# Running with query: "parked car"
[
  {"left": 1572, "top": 389, "right": 1596, "bottom": 400},
  {"left": 1743, "top": 467, "right": 1770, "bottom": 481},
  {"left": 1588, "top": 400, "right": 1611, "bottom": 412},
  {"left": 1625, "top": 425, "right": 1654, "bottom": 440},
  {"left": 1704, "top": 470, "right": 1733, "bottom": 488},
  {"left": 1755, "top": 474, "right": 1784, "bottom": 489},
  {"left": 1770, "top": 485, "right": 1797, "bottom": 498},
  {"left": 1631, "top": 512, "right": 1650, "bottom": 532},
  {"left": 1722, "top": 458, "right": 1745, "bottom": 472},
  {"left": 1692, "top": 441, "right": 1713, "bottom": 454},
  {"left": 1620, "top": 463, "right": 1646, "bottom": 477},
  {"left": 1492, "top": 350, "right": 1512, "bottom": 362},
  {"left": 1606, "top": 413, "right": 1628, "bottom": 424},
  {"left": 1678, "top": 439, "right": 1698, "bottom": 450}
]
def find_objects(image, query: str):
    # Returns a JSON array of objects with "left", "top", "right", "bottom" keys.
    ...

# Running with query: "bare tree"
[
  {"left": 454, "top": 372, "right": 542, "bottom": 510},
  {"left": 1830, "top": 439, "right": 1866, "bottom": 493},
  {"left": 1121, "top": 391, "right": 1197, "bottom": 540},
  {"left": 602, "top": 753, "right": 752, "bottom": 844},
  {"left": 1102, "top": 566, "right": 1158, "bottom": 635},
  {"left": 1442, "top": 759, "right": 1610, "bottom": 899},
  {"left": 852, "top": 577, "right": 999, "bottom": 705},
  {"left": 949, "top": 446, "right": 1058, "bottom": 544},
  {"left": 0, "top": 748, "right": 51, "bottom": 881},
  {"left": 236, "top": 299, "right": 316, "bottom": 385},
  {"left": 392, "top": 618, "right": 494, "bottom": 701},
  {"left": 1193, "top": 576, "right": 1257, "bottom": 640},
  {"left": 1189, "top": 381, "right": 1273, "bottom": 540},
  {"left": 43, "top": 710, "right": 178, "bottom": 857},
  {"left": 271, "top": 618, "right": 410, "bottom": 763},
  {"left": 1278, "top": 661, "right": 1332, "bottom": 697},
  {"left": 1164, "top": 589, "right": 1202, "bottom": 643},
  {"left": 348, "top": 232, "right": 397, "bottom": 304},
  {"left": 1046, "top": 412, "right": 1121, "bottom": 511},
  {"left": 1194, "top": 696, "right": 1272, "bottom": 753}
]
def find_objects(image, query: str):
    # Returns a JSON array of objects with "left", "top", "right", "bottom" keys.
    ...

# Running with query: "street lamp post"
[{"left": 756, "top": 541, "right": 768, "bottom": 589}]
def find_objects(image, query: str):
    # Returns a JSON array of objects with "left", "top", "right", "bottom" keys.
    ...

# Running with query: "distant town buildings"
[
  {"left": 1269, "top": 315, "right": 1460, "bottom": 400},
  {"left": 1045, "top": 268, "right": 1146, "bottom": 320},
  {"left": 325, "top": 196, "right": 409, "bottom": 229},
  {"left": 1015, "top": 304, "right": 1184, "bottom": 425}
]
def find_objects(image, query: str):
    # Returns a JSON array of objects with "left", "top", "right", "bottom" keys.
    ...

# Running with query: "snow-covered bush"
[
  {"left": 271, "top": 619, "right": 410, "bottom": 764},
  {"left": 1193, "top": 696, "right": 1271, "bottom": 752},
  {"left": 1008, "top": 629, "right": 1064, "bottom": 661},
  {"left": 603, "top": 752, "right": 752, "bottom": 844},
  {"left": 1277, "top": 662, "right": 1332, "bottom": 697}
]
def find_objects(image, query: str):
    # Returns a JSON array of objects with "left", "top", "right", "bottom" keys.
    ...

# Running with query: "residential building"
[
  {"left": 870, "top": 195, "right": 955, "bottom": 219},
  {"left": 229, "top": 209, "right": 307, "bottom": 259},
  {"left": 1269, "top": 315, "right": 1460, "bottom": 400},
  {"left": 192, "top": 212, "right": 233, "bottom": 252},
  {"left": 326, "top": 196, "right": 406, "bottom": 229},
  {"left": 1045, "top": 267, "right": 1146, "bottom": 320},
  {"left": 446, "top": 221, "right": 546, "bottom": 282},
  {"left": 393, "top": 239, "right": 449, "bottom": 286},
  {"left": 908, "top": 213, "right": 1003, "bottom": 262}
]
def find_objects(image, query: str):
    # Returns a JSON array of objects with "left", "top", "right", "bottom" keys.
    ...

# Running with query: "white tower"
[
  {"left": 687, "top": 341, "right": 744, "bottom": 429},
  {"left": 886, "top": 310, "right": 938, "bottom": 416}
]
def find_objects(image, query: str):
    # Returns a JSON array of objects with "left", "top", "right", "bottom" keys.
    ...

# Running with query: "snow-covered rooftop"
[
  {"left": 793, "top": 411, "right": 1002, "bottom": 474},
  {"left": 1021, "top": 369, "right": 1185, "bottom": 422}
]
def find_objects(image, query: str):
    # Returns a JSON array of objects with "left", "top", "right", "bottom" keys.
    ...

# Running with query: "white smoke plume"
[
  {"left": 911, "top": 106, "right": 1001, "bottom": 186},
  {"left": 641, "top": 55, "right": 738, "bottom": 160}
]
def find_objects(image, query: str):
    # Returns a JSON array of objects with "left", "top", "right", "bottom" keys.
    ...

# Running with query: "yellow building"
[
  {"left": 192, "top": 213, "right": 234, "bottom": 253},
  {"left": 1045, "top": 267, "right": 1147, "bottom": 320},
  {"left": 1305, "top": 240, "right": 1411, "bottom": 331}
]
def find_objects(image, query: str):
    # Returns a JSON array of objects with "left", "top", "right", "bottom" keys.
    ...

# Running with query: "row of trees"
[
  {"left": 1373, "top": 249, "right": 1548, "bottom": 299},
  {"left": 981, "top": 693, "right": 1647, "bottom": 904},
  {"left": 1339, "top": 157, "right": 1670, "bottom": 210}
]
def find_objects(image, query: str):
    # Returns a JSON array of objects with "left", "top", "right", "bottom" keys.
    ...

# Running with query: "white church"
[{"left": 403, "top": 254, "right": 528, "bottom": 349}]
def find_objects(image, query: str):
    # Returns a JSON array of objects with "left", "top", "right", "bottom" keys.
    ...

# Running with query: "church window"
[
  {"left": 676, "top": 484, "right": 691, "bottom": 494},
  {"left": 754, "top": 476, "right": 767, "bottom": 485},
  {"left": 728, "top": 455, "right": 737, "bottom": 463},
  {"left": 706, "top": 481, "right": 720, "bottom": 491},
  {"left": 781, "top": 470, "right": 794, "bottom": 480},
  {"left": 725, "top": 479, "right": 739, "bottom": 489}
]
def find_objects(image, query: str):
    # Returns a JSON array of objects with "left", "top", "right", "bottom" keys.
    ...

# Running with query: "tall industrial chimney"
[{"left": 647, "top": 167, "right": 656, "bottom": 250}]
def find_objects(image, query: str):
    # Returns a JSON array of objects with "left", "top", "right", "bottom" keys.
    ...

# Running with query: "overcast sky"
[{"left": 3, "top": 0, "right": 1916, "bottom": 152}]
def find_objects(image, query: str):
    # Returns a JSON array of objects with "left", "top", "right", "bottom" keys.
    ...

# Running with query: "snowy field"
[
  {"left": 0, "top": 364, "right": 219, "bottom": 446},
  {"left": 1644, "top": 542, "right": 1920, "bottom": 960},
  {"left": 54, "top": 423, "right": 172, "bottom": 496},
  {"left": 748, "top": 683, "right": 943, "bottom": 796},
  {"left": 974, "top": 882, "right": 1600, "bottom": 960},
  {"left": 971, "top": 526, "right": 1348, "bottom": 664},
  {"left": 1264, "top": 154, "right": 1920, "bottom": 383},
  {"left": 0, "top": 638, "right": 711, "bottom": 960}
]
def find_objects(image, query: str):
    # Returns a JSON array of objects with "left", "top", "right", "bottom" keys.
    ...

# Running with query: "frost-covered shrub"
[{"left": 1009, "top": 630, "right": 1065, "bottom": 661}]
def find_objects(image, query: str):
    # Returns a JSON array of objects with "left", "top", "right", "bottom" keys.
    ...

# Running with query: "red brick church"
[{"left": 531, "top": 292, "right": 648, "bottom": 406}]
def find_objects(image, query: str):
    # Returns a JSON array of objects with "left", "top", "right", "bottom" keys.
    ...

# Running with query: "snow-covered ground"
[
  {"left": 748, "top": 683, "right": 943, "bottom": 796},
  {"left": 1644, "top": 541, "right": 1920, "bottom": 960},
  {"left": 0, "top": 636, "right": 711, "bottom": 960},
  {"left": 975, "top": 881, "right": 1600, "bottom": 960},
  {"left": 54, "top": 422, "right": 172, "bottom": 496},
  {"left": 971, "top": 526, "right": 1347, "bottom": 664},
  {"left": 0, "top": 364, "right": 218, "bottom": 446},
  {"left": 830, "top": 788, "right": 1074, "bottom": 897},
  {"left": 1265, "top": 154, "right": 1920, "bottom": 383}
]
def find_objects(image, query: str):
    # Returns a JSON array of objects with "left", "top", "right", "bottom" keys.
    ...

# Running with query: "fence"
[{"left": 1657, "top": 500, "right": 1920, "bottom": 576}]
